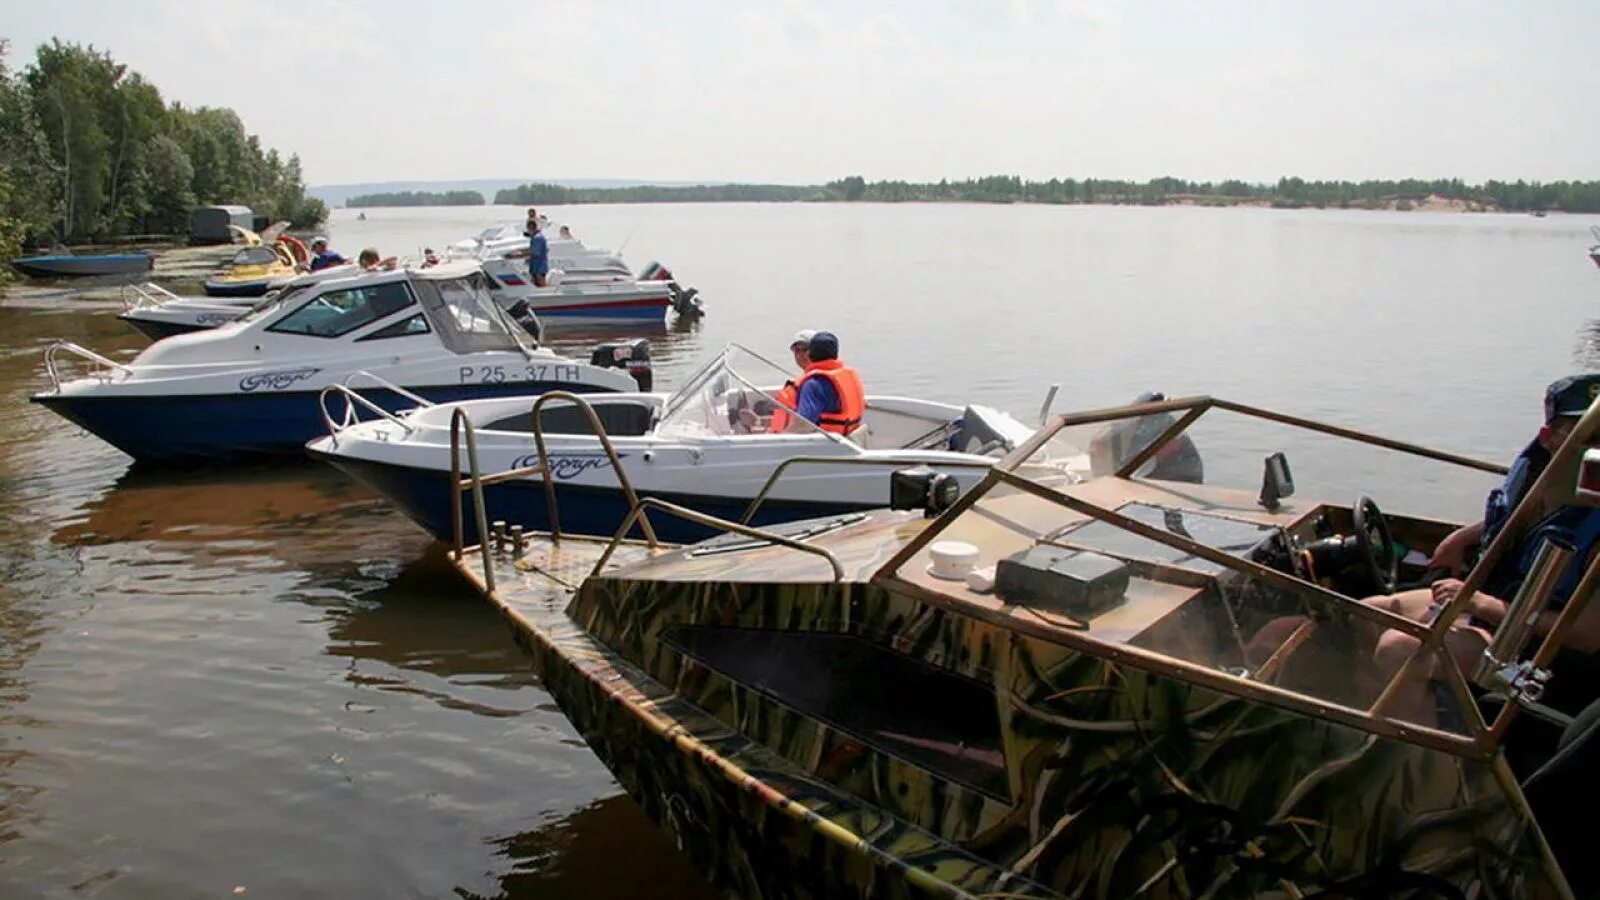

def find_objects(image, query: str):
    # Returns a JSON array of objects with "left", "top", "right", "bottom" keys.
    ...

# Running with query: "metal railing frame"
[{"left": 43, "top": 341, "right": 132, "bottom": 391}]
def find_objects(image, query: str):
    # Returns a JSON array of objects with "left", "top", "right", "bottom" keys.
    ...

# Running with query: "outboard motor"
[
  {"left": 668, "top": 282, "right": 705, "bottom": 319},
  {"left": 504, "top": 299, "right": 544, "bottom": 343},
  {"left": 590, "top": 339, "right": 652, "bottom": 391}
]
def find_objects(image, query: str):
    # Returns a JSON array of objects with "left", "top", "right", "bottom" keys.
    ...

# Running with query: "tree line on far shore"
[
  {"left": 493, "top": 175, "right": 1600, "bottom": 213},
  {"left": 0, "top": 38, "right": 326, "bottom": 263},
  {"left": 347, "top": 190, "right": 485, "bottom": 208}
]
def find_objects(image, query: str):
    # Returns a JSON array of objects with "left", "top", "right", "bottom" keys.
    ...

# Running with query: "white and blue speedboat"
[
  {"left": 33, "top": 262, "right": 645, "bottom": 463},
  {"left": 307, "top": 344, "right": 1085, "bottom": 543}
]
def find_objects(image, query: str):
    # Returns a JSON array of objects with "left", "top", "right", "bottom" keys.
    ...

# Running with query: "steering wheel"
[
  {"left": 727, "top": 390, "right": 753, "bottom": 434},
  {"left": 1353, "top": 495, "right": 1398, "bottom": 594}
]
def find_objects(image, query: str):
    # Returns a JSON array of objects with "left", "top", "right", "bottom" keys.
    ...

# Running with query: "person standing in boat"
[
  {"left": 517, "top": 207, "right": 550, "bottom": 287},
  {"left": 307, "top": 237, "right": 347, "bottom": 271}
]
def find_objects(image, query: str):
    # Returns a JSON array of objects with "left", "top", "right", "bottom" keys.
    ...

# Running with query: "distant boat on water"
[{"left": 11, "top": 250, "right": 155, "bottom": 279}]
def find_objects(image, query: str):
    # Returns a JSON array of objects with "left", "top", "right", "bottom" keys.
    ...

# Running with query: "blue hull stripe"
[
  {"left": 32, "top": 381, "right": 616, "bottom": 463},
  {"left": 539, "top": 306, "right": 663, "bottom": 320},
  {"left": 311, "top": 452, "right": 877, "bottom": 545}
]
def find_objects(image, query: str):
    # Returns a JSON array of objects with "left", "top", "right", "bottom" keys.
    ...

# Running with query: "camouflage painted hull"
[{"left": 462, "top": 512, "right": 1570, "bottom": 899}]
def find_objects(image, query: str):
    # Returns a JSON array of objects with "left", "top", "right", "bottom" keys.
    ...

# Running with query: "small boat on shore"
[
  {"left": 307, "top": 344, "right": 1080, "bottom": 542},
  {"left": 11, "top": 250, "right": 155, "bottom": 279},
  {"left": 34, "top": 262, "right": 645, "bottom": 462},
  {"left": 203, "top": 237, "right": 308, "bottom": 297},
  {"left": 445, "top": 393, "right": 1590, "bottom": 898}
]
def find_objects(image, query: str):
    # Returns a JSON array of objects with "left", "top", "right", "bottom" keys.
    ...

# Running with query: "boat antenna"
[{"left": 617, "top": 224, "right": 640, "bottom": 255}]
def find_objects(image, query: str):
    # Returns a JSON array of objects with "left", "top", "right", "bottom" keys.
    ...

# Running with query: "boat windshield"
[
  {"left": 230, "top": 246, "right": 279, "bottom": 266},
  {"left": 881, "top": 397, "right": 1520, "bottom": 748},
  {"left": 655, "top": 344, "right": 823, "bottom": 440},
  {"left": 412, "top": 272, "right": 527, "bottom": 354}
]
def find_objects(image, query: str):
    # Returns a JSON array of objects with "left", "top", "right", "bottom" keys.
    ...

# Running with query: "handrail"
[
  {"left": 1007, "top": 395, "right": 1508, "bottom": 478},
  {"left": 740, "top": 455, "right": 992, "bottom": 525},
  {"left": 525, "top": 391, "right": 659, "bottom": 548},
  {"left": 590, "top": 496, "right": 845, "bottom": 582},
  {"left": 342, "top": 370, "right": 434, "bottom": 409},
  {"left": 448, "top": 408, "right": 499, "bottom": 594},
  {"left": 42, "top": 341, "right": 132, "bottom": 392},
  {"left": 317, "top": 384, "right": 418, "bottom": 443},
  {"left": 315, "top": 372, "right": 434, "bottom": 444}
]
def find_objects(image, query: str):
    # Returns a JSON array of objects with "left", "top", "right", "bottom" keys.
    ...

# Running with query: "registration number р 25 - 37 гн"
[{"left": 460, "top": 364, "right": 581, "bottom": 384}]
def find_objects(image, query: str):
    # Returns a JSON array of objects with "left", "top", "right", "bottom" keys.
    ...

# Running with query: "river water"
[{"left": 2, "top": 203, "right": 1598, "bottom": 897}]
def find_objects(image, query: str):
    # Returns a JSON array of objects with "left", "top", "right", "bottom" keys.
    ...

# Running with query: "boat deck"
[{"left": 454, "top": 534, "right": 663, "bottom": 614}]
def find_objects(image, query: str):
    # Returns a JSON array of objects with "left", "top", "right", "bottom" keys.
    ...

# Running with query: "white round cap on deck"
[{"left": 927, "top": 541, "right": 981, "bottom": 580}]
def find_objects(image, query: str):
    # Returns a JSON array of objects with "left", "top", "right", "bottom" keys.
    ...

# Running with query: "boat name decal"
[
  {"left": 196, "top": 313, "right": 236, "bottom": 325},
  {"left": 460, "top": 364, "right": 583, "bottom": 384},
  {"left": 510, "top": 451, "right": 623, "bottom": 480},
  {"left": 239, "top": 367, "right": 321, "bottom": 392}
]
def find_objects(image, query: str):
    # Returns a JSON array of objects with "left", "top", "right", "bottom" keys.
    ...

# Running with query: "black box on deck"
[{"left": 995, "top": 546, "right": 1130, "bottom": 617}]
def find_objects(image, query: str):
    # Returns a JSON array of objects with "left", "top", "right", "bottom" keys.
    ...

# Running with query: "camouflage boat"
[{"left": 448, "top": 394, "right": 1596, "bottom": 898}]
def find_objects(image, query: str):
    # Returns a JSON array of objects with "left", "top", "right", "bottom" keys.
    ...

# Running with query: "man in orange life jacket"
[{"left": 742, "top": 331, "right": 866, "bottom": 435}]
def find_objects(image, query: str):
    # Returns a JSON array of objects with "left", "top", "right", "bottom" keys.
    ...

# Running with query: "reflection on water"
[
  {"left": 1575, "top": 318, "right": 1600, "bottom": 370},
  {"left": 480, "top": 795, "right": 718, "bottom": 900},
  {"left": 1, "top": 203, "right": 1599, "bottom": 896}
]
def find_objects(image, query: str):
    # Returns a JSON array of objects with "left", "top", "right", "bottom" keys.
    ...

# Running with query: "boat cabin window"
[
  {"left": 235, "top": 284, "right": 313, "bottom": 324},
  {"left": 267, "top": 281, "right": 416, "bottom": 338},
  {"left": 356, "top": 313, "right": 431, "bottom": 341},
  {"left": 413, "top": 274, "right": 525, "bottom": 354}
]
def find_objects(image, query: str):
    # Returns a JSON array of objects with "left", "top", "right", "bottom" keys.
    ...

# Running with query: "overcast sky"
[{"left": 4, "top": 1, "right": 1596, "bottom": 187}]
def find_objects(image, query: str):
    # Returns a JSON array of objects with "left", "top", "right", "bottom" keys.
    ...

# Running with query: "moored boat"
[
  {"left": 203, "top": 237, "right": 308, "bottom": 296},
  {"left": 307, "top": 344, "right": 1085, "bottom": 542},
  {"left": 11, "top": 250, "right": 155, "bottom": 279},
  {"left": 446, "top": 394, "right": 1592, "bottom": 898},
  {"left": 33, "top": 262, "right": 646, "bottom": 462}
]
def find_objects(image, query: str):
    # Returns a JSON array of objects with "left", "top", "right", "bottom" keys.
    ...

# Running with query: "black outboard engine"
[
  {"left": 669, "top": 282, "right": 705, "bottom": 319},
  {"left": 504, "top": 299, "right": 543, "bottom": 343},
  {"left": 890, "top": 466, "right": 961, "bottom": 518},
  {"left": 590, "top": 339, "right": 652, "bottom": 391},
  {"left": 638, "top": 261, "right": 705, "bottom": 319}
]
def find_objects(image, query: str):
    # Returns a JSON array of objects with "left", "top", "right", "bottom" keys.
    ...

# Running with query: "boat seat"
[
  {"left": 1522, "top": 697, "right": 1600, "bottom": 898},
  {"left": 849, "top": 422, "right": 872, "bottom": 448}
]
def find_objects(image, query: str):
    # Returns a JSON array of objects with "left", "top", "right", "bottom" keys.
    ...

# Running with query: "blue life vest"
[{"left": 1483, "top": 440, "right": 1600, "bottom": 607}]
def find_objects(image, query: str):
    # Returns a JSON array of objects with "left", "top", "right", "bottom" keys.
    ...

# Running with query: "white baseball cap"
[{"left": 791, "top": 329, "right": 817, "bottom": 349}]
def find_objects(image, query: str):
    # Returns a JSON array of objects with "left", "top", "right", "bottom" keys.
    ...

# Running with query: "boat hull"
[
  {"left": 116, "top": 314, "right": 215, "bottom": 341},
  {"left": 462, "top": 537, "right": 1048, "bottom": 900},
  {"left": 310, "top": 450, "right": 874, "bottom": 544},
  {"left": 11, "top": 254, "right": 154, "bottom": 278},
  {"left": 32, "top": 380, "right": 615, "bottom": 463},
  {"left": 203, "top": 277, "right": 273, "bottom": 297}
]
